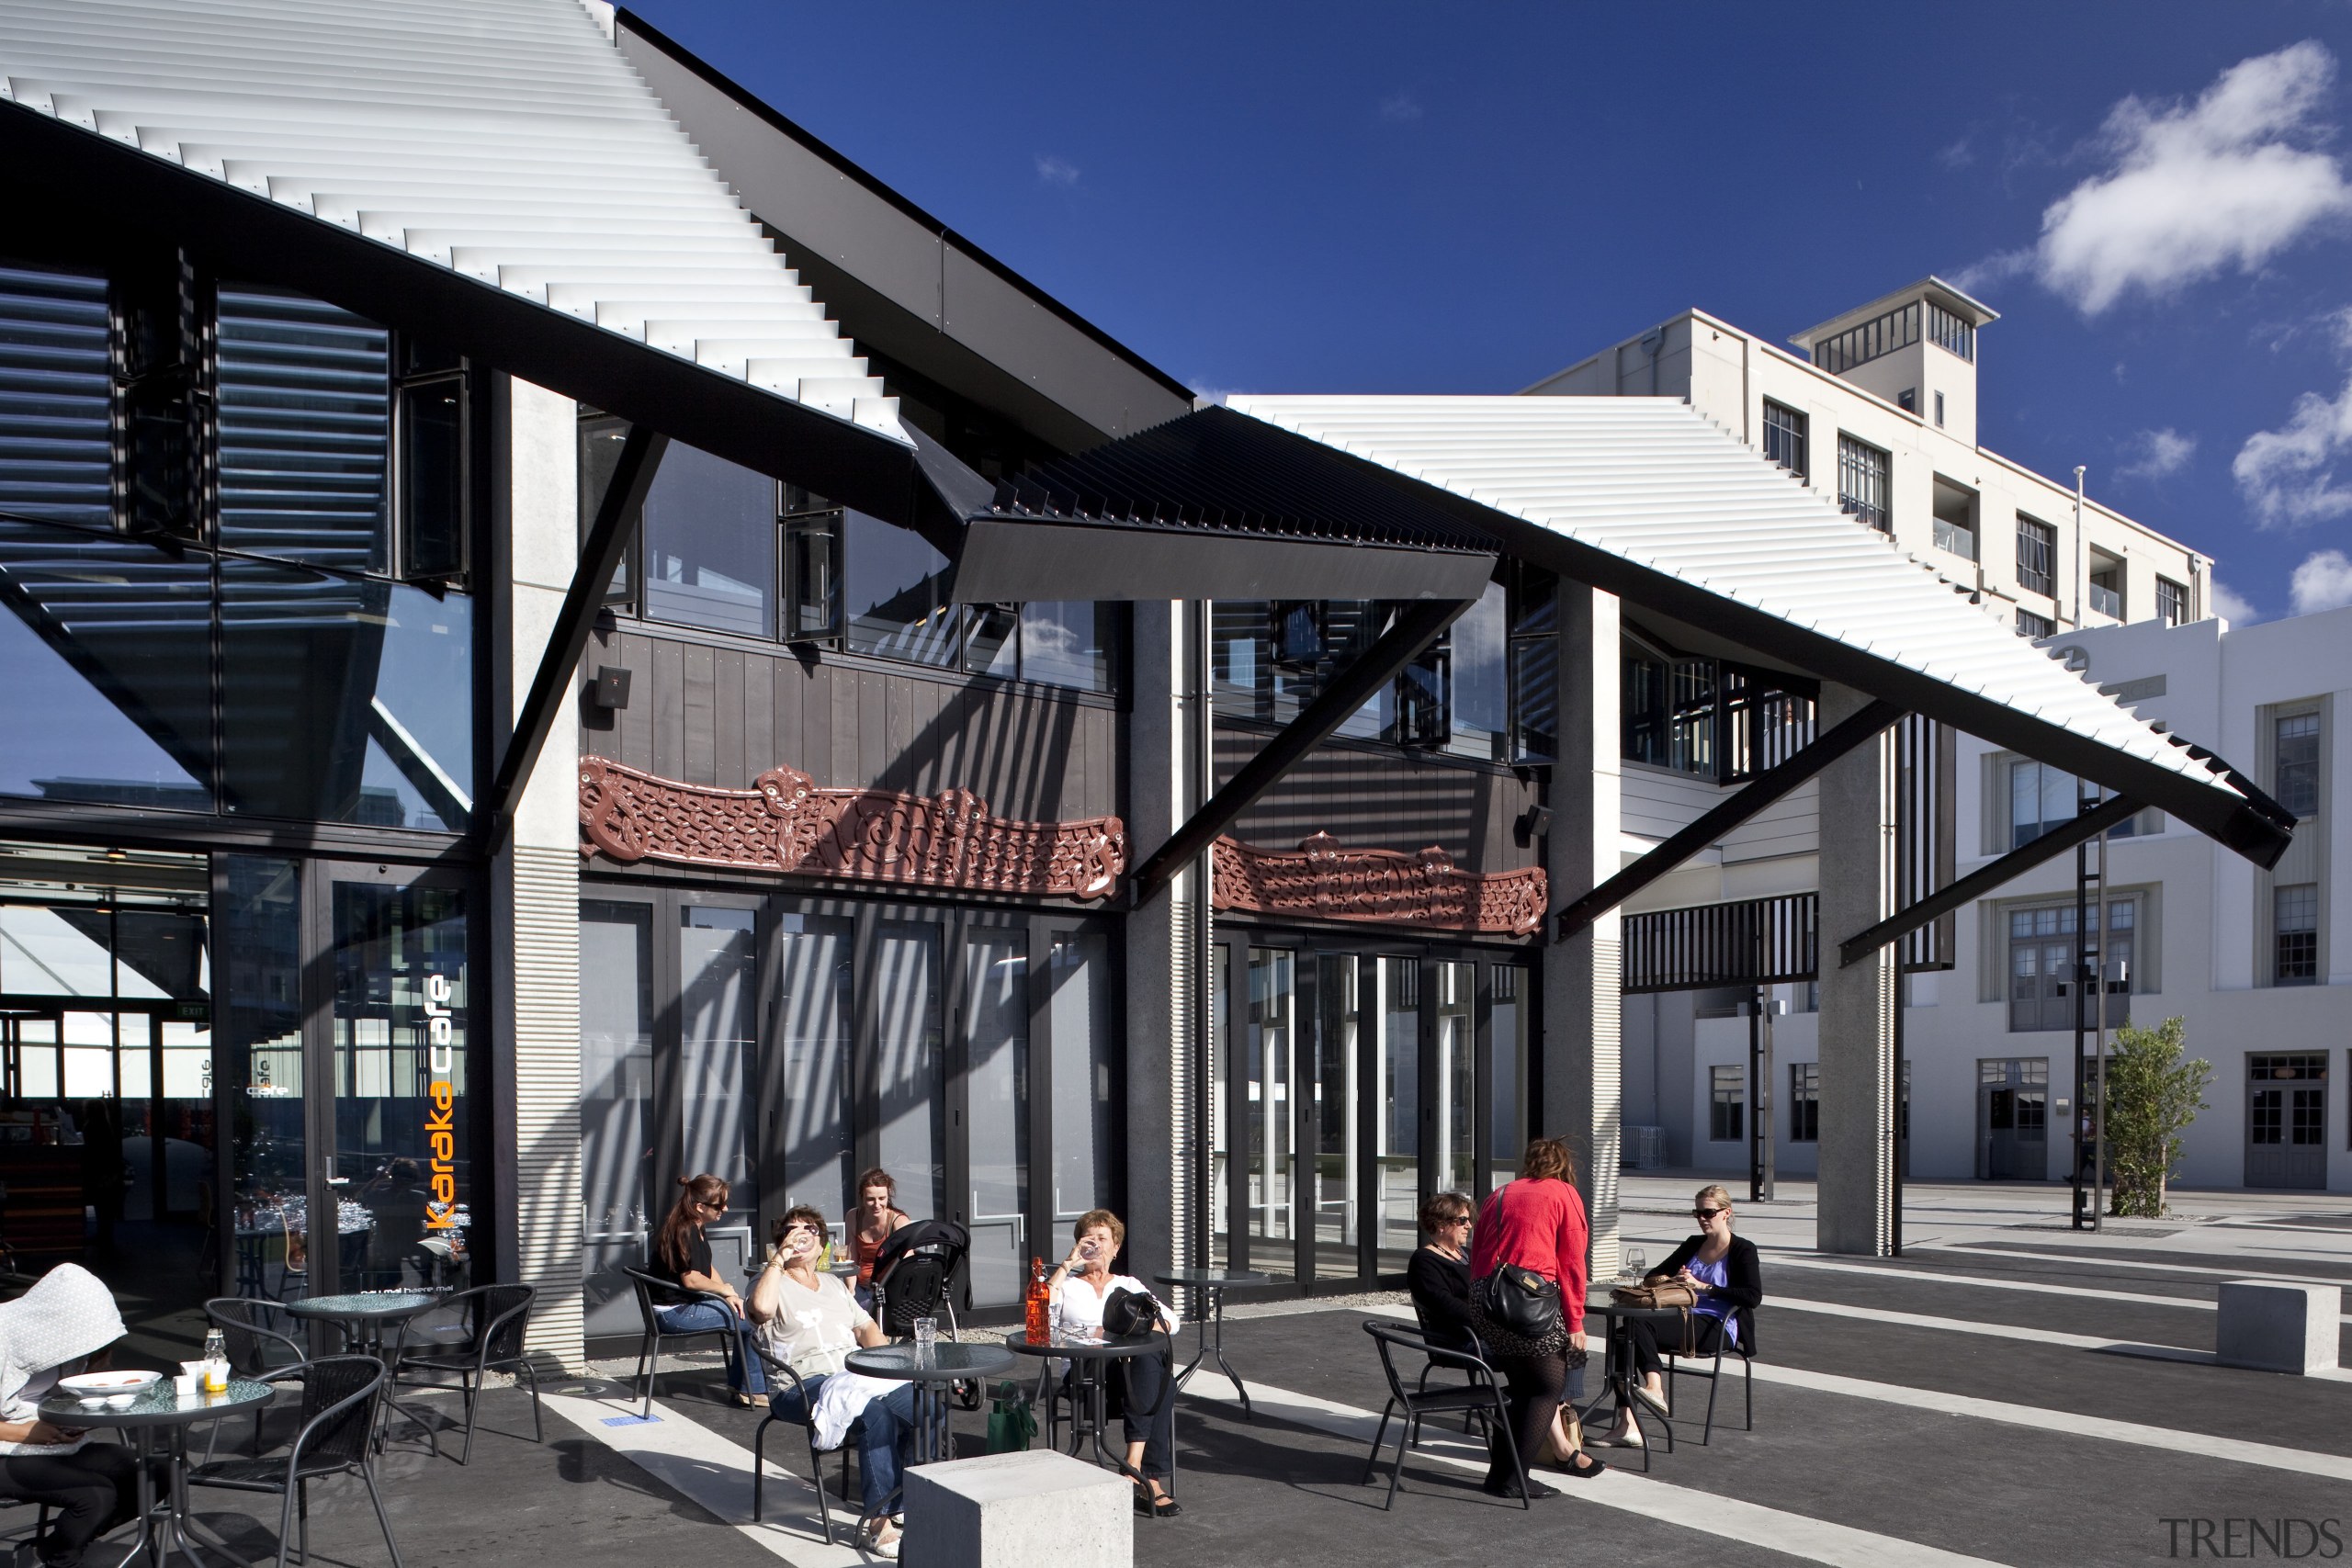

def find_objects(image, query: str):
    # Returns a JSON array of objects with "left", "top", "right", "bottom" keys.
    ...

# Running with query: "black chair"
[
  {"left": 1404, "top": 1298, "right": 1490, "bottom": 1449},
  {"left": 1661, "top": 1304, "right": 1757, "bottom": 1443},
  {"left": 869, "top": 1219, "right": 968, "bottom": 1339},
  {"left": 205, "top": 1297, "right": 311, "bottom": 1457},
  {"left": 394, "top": 1283, "right": 542, "bottom": 1464},
  {"left": 749, "top": 1359, "right": 860, "bottom": 1543},
  {"left": 187, "top": 1355, "right": 401, "bottom": 1568},
  {"left": 620, "top": 1266, "right": 740, "bottom": 1419},
  {"left": 1360, "top": 1322, "right": 1523, "bottom": 1511}
]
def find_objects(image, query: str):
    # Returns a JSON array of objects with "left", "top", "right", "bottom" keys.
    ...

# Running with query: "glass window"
[
  {"left": 782, "top": 508, "right": 841, "bottom": 639},
  {"left": 220, "top": 561, "right": 473, "bottom": 830},
  {"left": 1709, "top": 1066, "right": 1745, "bottom": 1142},
  {"left": 578, "top": 413, "right": 633, "bottom": 604},
  {"left": 845, "top": 511, "right": 958, "bottom": 666},
  {"left": 2007, "top": 900, "right": 2134, "bottom": 1031},
  {"left": 640, "top": 443, "right": 776, "bottom": 637},
  {"left": 221, "top": 857, "right": 304, "bottom": 1270},
  {"left": 0, "top": 518, "right": 214, "bottom": 809},
  {"left": 215, "top": 285, "right": 391, "bottom": 575},
  {"left": 2017, "top": 609, "right": 2054, "bottom": 639},
  {"left": 776, "top": 913, "right": 854, "bottom": 1224},
  {"left": 579, "top": 901, "right": 653, "bottom": 1337},
  {"left": 1448, "top": 581, "right": 1508, "bottom": 759},
  {"left": 1837, "top": 434, "right": 1889, "bottom": 532},
  {"left": 1047, "top": 932, "right": 1115, "bottom": 1258},
  {"left": 2156, "top": 577, "right": 2188, "bottom": 628},
  {"left": 1021, "top": 602, "right": 1113, "bottom": 692},
  {"left": 2275, "top": 883, "right": 2318, "bottom": 985},
  {"left": 2275, "top": 712, "right": 2320, "bottom": 818},
  {"left": 875, "top": 920, "right": 945, "bottom": 1221},
  {"left": 2017, "top": 516, "right": 2056, "bottom": 599},
  {"left": 1761, "top": 400, "right": 1808, "bottom": 480},
  {"left": 679, "top": 908, "right": 758, "bottom": 1224},
  {"left": 1510, "top": 570, "right": 1558, "bottom": 763},
  {"left": 1374, "top": 956, "right": 1419, "bottom": 1269},
  {"left": 1435, "top": 962, "right": 1476, "bottom": 1195},
  {"left": 1245, "top": 947, "right": 1296, "bottom": 1277},
  {"left": 1789, "top": 1062, "right": 1819, "bottom": 1142},
  {"left": 964, "top": 932, "right": 1027, "bottom": 1306},
  {"left": 2010, "top": 760, "right": 2078, "bottom": 850},
  {"left": 1487, "top": 966, "right": 1528, "bottom": 1190},
  {"left": 0, "top": 261, "right": 113, "bottom": 529},
  {"left": 398, "top": 372, "right": 467, "bottom": 582}
]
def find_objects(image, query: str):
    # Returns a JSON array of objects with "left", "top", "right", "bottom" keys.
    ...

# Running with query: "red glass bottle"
[{"left": 1023, "top": 1257, "right": 1050, "bottom": 1344}]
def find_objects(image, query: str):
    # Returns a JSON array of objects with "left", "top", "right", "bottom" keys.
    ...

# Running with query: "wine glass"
[{"left": 1623, "top": 1246, "right": 1647, "bottom": 1284}]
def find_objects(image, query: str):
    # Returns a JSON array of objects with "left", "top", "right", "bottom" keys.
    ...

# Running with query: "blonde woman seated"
[
  {"left": 1603, "top": 1184, "right": 1762, "bottom": 1448},
  {"left": 748, "top": 1206, "right": 915, "bottom": 1559},
  {"left": 1047, "top": 1208, "right": 1182, "bottom": 1518}
]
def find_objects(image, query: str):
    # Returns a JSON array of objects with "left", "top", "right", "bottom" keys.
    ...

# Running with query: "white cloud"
[
  {"left": 2116, "top": 426, "right": 2197, "bottom": 481},
  {"left": 1035, "top": 154, "right": 1080, "bottom": 187},
  {"left": 2290, "top": 548, "right": 2352, "bottom": 614},
  {"left": 2030, "top": 41, "right": 2352, "bottom": 315},
  {"left": 2211, "top": 578, "right": 2262, "bottom": 625},
  {"left": 2233, "top": 372, "right": 2352, "bottom": 526},
  {"left": 1378, "top": 90, "right": 1422, "bottom": 124}
]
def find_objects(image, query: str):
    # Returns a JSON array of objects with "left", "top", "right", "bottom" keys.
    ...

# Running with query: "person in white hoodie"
[
  {"left": 747, "top": 1205, "right": 914, "bottom": 1559},
  {"left": 1046, "top": 1208, "right": 1181, "bottom": 1518},
  {"left": 0, "top": 1265, "right": 164, "bottom": 1568}
]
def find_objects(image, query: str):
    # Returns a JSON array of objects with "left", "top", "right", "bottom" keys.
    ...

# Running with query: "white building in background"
[{"left": 1544, "top": 280, "right": 2349, "bottom": 1195}]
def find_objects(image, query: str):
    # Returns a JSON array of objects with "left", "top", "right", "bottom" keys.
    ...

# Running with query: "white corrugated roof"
[
  {"left": 0, "top": 0, "right": 905, "bottom": 438},
  {"left": 1224, "top": 395, "right": 2246, "bottom": 814}
]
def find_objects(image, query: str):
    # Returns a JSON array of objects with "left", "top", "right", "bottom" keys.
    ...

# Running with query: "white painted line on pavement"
[
  {"left": 1770, "top": 1253, "right": 2352, "bottom": 1325},
  {"left": 542, "top": 1389, "right": 869, "bottom": 1568},
  {"left": 1180, "top": 1370, "right": 2013, "bottom": 1568},
  {"left": 1908, "top": 1245, "right": 2352, "bottom": 1296}
]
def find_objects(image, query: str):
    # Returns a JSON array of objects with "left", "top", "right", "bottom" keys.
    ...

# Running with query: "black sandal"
[{"left": 1134, "top": 1488, "right": 1182, "bottom": 1518}]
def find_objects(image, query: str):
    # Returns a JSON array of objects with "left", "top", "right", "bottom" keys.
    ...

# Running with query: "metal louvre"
[
  {"left": 1623, "top": 893, "right": 1815, "bottom": 994},
  {"left": 1222, "top": 396, "right": 2292, "bottom": 866},
  {"left": 0, "top": 261, "right": 110, "bottom": 529},
  {"left": 0, "top": 0, "right": 903, "bottom": 437},
  {"left": 214, "top": 285, "right": 390, "bottom": 575}
]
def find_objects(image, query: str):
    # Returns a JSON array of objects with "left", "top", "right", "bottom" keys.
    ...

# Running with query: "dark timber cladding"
[
  {"left": 581, "top": 628, "right": 1117, "bottom": 828},
  {"left": 1214, "top": 736, "right": 1541, "bottom": 876}
]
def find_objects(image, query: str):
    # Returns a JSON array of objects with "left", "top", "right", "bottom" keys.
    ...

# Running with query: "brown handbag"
[{"left": 1610, "top": 1280, "right": 1698, "bottom": 1310}]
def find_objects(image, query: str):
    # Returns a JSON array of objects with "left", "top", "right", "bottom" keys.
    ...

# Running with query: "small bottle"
[
  {"left": 1023, "top": 1257, "right": 1050, "bottom": 1345},
  {"left": 201, "top": 1327, "right": 229, "bottom": 1394}
]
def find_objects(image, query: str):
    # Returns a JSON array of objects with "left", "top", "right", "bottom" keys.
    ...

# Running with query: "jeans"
[
  {"left": 773, "top": 1376, "right": 916, "bottom": 1515},
  {"left": 655, "top": 1302, "right": 768, "bottom": 1396}
]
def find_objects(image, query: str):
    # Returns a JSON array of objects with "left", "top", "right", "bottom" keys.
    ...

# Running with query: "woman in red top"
[
  {"left": 849, "top": 1168, "right": 910, "bottom": 1313},
  {"left": 1467, "top": 1137, "right": 1605, "bottom": 1493}
]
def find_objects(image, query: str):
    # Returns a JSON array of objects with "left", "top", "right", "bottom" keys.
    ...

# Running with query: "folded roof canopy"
[
  {"left": 0, "top": 0, "right": 934, "bottom": 524},
  {"left": 966, "top": 396, "right": 2291, "bottom": 867}
]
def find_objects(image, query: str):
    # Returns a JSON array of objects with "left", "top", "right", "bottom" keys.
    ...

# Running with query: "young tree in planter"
[{"left": 2101, "top": 1016, "right": 2211, "bottom": 1218}]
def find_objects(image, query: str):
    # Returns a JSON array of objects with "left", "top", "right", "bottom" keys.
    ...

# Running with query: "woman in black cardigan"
[
  {"left": 1603, "top": 1184, "right": 1762, "bottom": 1448},
  {"left": 1405, "top": 1191, "right": 1476, "bottom": 1349}
]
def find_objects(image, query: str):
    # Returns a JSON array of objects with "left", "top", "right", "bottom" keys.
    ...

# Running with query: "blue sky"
[{"left": 632, "top": 2, "right": 2352, "bottom": 623}]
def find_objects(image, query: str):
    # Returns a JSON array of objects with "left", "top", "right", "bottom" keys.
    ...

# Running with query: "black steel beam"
[
  {"left": 1555, "top": 699, "right": 1905, "bottom": 941},
  {"left": 1837, "top": 792, "right": 2143, "bottom": 967},
  {"left": 482, "top": 427, "right": 669, "bottom": 851},
  {"left": 1127, "top": 598, "right": 1471, "bottom": 904}
]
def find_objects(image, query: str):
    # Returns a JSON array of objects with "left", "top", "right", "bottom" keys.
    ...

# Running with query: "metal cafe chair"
[
  {"left": 204, "top": 1297, "right": 311, "bottom": 1458},
  {"left": 1359, "top": 1321, "right": 1524, "bottom": 1512},
  {"left": 749, "top": 1359, "right": 861, "bottom": 1543},
  {"left": 393, "top": 1283, "right": 543, "bottom": 1464},
  {"left": 1662, "top": 1303, "right": 1758, "bottom": 1443},
  {"left": 620, "top": 1267, "right": 741, "bottom": 1419},
  {"left": 187, "top": 1355, "right": 402, "bottom": 1568}
]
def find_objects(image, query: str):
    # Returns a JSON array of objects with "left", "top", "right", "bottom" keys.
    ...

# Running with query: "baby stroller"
[{"left": 871, "top": 1218, "right": 978, "bottom": 1408}]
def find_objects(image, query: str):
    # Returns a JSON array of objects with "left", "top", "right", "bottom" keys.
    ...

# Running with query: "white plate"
[{"left": 59, "top": 1371, "right": 160, "bottom": 1403}]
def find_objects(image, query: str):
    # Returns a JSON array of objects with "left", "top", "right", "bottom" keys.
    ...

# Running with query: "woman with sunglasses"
[
  {"left": 1407, "top": 1192, "right": 1477, "bottom": 1351},
  {"left": 1602, "top": 1184, "right": 1761, "bottom": 1448},
  {"left": 650, "top": 1173, "right": 768, "bottom": 1409}
]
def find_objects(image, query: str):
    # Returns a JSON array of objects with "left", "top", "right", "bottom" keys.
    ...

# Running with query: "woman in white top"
[
  {"left": 1047, "top": 1208, "right": 1181, "bottom": 1518},
  {"left": 0, "top": 1265, "right": 164, "bottom": 1568},
  {"left": 748, "top": 1206, "right": 915, "bottom": 1559}
]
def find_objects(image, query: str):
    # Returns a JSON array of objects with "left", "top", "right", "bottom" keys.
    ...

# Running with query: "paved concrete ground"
[{"left": 111, "top": 1178, "right": 2352, "bottom": 1567}]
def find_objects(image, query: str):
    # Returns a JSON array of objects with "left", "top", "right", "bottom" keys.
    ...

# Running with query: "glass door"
[
  {"left": 1372, "top": 956, "right": 1419, "bottom": 1272},
  {"left": 1242, "top": 947, "right": 1296, "bottom": 1279},
  {"left": 962, "top": 928, "right": 1028, "bottom": 1305},
  {"left": 1308, "top": 954, "right": 1362, "bottom": 1284}
]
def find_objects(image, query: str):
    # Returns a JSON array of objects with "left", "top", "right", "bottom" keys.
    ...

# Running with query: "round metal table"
[
  {"left": 842, "top": 1342, "right": 1015, "bottom": 1525},
  {"left": 282, "top": 1291, "right": 442, "bottom": 1455},
  {"left": 1006, "top": 1330, "right": 1178, "bottom": 1502},
  {"left": 1574, "top": 1287, "right": 1689, "bottom": 1472},
  {"left": 37, "top": 1377, "right": 274, "bottom": 1566},
  {"left": 1153, "top": 1269, "right": 1271, "bottom": 1418}
]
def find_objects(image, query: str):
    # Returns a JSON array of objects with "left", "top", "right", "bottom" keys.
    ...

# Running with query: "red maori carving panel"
[
  {"left": 1212, "top": 832, "right": 1546, "bottom": 936},
  {"left": 578, "top": 756, "right": 1126, "bottom": 901}
]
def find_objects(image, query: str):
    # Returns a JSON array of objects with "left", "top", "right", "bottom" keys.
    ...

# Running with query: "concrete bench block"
[
  {"left": 902, "top": 1450, "right": 1130, "bottom": 1568},
  {"left": 2216, "top": 1280, "right": 2340, "bottom": 1374}
]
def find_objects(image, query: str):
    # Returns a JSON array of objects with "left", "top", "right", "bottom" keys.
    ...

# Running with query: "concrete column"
[
  {"left": 1544, "top": 583, "right": 1622, "bottom": 1278},
  {"left": 1815, "top": 682, "right": 1898, "bottom": 1256},
  {"left": 1121, "top": 600, "right": 1189, "bottom": 1285},
  {"left": 495, "top": 376, "right": 587, "bottom": 1365}
]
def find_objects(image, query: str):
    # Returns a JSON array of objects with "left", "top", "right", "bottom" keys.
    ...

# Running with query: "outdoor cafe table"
[
  {"left": 1153, "top": 1269, "right": 1272, "bottom": 1418},
  {"left": 281, "top": 1291, "right": 442, "bottom": 1455},
  {"left": 1574, "top": 1286, "right": 1685, "bottom": 1471},
  {"left": 842, "top": 1342, "right": 1015, "bottom": 1523},
  {"left": 37, "top": 1376, "right": 273, "bottom": 1566},
  {"left": 1005, "top": 1329, "right": 1178, "bottom": 1499}
]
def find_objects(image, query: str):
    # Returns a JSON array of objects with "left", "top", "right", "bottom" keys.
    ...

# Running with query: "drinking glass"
[
  {"left": 913, "top": 1316, "right": 938, "bottom": 1355},
  {"left": 1624, "top": 1247, "right": 1646, "bottom": 1283}
]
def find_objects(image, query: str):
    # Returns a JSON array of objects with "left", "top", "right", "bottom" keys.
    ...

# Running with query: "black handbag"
[
  {"left": 1102, "top": 1285, "right": 1159, "bottom": 1338},
  {"left": 1475, "top": 1263, "right": 1564, "bottom": 1343}
]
